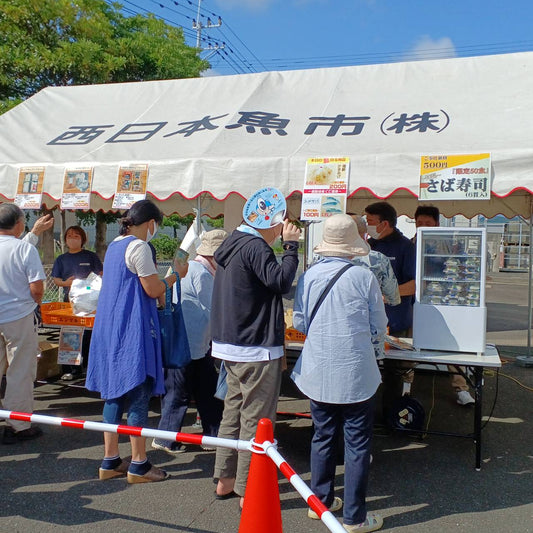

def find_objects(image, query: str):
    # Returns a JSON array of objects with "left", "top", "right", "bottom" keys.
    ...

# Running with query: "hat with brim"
[
  {"left": 314, "top": 214, "right": 370, "bottom": 257},
  {"left": 196, "top": 229, "right": 229, "bottom": 256}
]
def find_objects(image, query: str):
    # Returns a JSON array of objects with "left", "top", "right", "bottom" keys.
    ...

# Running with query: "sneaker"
[
  {"left": 308, "top": 496, "right": 343, "bottom": 520},
  {"left": 151, "top": 438, "right": 186, "bottom": 455},
  {"left": 456, "top": 390, "right": 475, "bottom": 406},
  {"left": 2, "top": 426, "right": 43, "bottom": 444},
  {"left": 343, "top": 513, "right": 383, "bottom": 532},
  {"left": 61, "top": 373, "right": 74, "bottom": 381}
]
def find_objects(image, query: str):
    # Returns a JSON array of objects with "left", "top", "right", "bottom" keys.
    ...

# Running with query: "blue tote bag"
[{"left": 158, "top": 280, "right": 191, "bottom": 369}]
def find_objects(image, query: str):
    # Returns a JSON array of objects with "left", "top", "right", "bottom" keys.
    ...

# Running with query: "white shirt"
[
  {"left": 114, "top": 235, "right": 157, "bottom": 277},
  {"left": 212, "top": 341, "right": 284, "bottom": 363},
  {"left": 0, "top": 235, "right": 45, "bottom": 324}
]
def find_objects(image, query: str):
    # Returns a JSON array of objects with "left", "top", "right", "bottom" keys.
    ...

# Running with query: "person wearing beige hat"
[
  {"left": 291, "top": 214, "right": 387, "bottom": 533},
  {"left": 153, "top": 229, "right": 228, "bottom": 454}
]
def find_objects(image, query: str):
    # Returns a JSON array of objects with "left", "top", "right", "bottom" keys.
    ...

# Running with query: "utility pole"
[{"left": 192, "top": 0, "right": 224, "bottom": 59}]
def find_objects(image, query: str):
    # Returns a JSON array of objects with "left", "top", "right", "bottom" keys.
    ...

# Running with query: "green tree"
[
  {"left": 161, "top": 214, "right": 195, "bottom": 239},
  {"left": 0, "top": 0, "right": 209, "bottom": 254},
  {"left": 0, "top": 0, "right": 209, "bottom": 113}
]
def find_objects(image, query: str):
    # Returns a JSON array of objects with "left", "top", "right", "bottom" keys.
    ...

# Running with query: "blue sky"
[{"left": 126, "top": 0, "right": 533, "bottom": 74}]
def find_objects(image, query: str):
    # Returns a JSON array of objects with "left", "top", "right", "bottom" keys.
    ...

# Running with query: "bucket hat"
[
  {"left": 243, "top": 187, "right": 286, "bottom": 229},
  {"left": 196, "top": 229, "right": 228, "bottom": 256},
  {"left": 314, "top": 214, "right": 370, "bottom": 257}
]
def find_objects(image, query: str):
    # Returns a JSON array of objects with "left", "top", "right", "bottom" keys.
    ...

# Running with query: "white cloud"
[{"left": 405, "top": 36, "right": 457, "bottom": 61}]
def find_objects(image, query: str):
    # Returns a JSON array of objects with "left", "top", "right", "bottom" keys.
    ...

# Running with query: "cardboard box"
[{"left": 36, "top": 340, "right": 61, "bottom": 381}]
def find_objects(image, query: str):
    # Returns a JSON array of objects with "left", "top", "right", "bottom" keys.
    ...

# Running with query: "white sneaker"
[
  {"left": 456, "top": 390, "right": 475, "bottom": 406},
  {"left": 308, "top": 496, "right": 343, "bottom": 519},
  {"left": 343, "top": 513, "right": 383, "bottom": 532}
]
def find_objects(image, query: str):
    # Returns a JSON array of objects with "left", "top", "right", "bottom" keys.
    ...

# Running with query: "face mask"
[
  {"left": 366, "top": 224, "right": 381, "bottom": 240},
  {"left": 146, "top": 221, "right": 158, "bottom": 242},
  {"left": 66, "top": 237, "right": 82, "bottom": 250}
]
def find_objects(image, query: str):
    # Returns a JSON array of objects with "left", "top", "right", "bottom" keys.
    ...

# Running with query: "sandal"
[
  {"left": 99, "top": 457, "right": 131, "bottom": 480},
  {"left": 127, "top": 465, "right": 169, "bottom": 484}
]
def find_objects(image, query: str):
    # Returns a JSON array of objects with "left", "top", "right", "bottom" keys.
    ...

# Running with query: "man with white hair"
[
  {"left": 0, "top": 203, "right": 46, "bottom": 444},
  {"left": 291, "top": 214, "right": 386, "bottom": 533}
]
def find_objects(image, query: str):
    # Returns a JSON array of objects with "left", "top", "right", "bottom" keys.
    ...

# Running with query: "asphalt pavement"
[{"left": 1, "top": 271, "right": 533, "bottom": 532}]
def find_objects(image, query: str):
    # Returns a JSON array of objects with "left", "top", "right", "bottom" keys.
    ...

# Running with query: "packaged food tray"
[{"left": 41, "top": 302, "right": 95, "bottom": 328}]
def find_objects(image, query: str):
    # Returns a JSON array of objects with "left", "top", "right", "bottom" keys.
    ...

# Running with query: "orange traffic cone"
[{"left": 238, "top": 418, "right": 283, "bottom": 533}]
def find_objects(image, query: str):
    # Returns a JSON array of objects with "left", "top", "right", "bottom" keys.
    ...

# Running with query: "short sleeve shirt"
[
  {"left": 368, "top": 229, "right": 416, "bottom": 333},
  {"left": 0, "top": 236, "right": 45, "bottom": 323}
]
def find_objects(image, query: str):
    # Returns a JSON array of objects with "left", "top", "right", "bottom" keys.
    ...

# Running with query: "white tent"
[{"left": 1, "top": 51, "right": 533, "bottom": 219}]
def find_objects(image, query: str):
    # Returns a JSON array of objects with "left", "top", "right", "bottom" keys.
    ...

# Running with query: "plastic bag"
[{"left": 69, "top": 272, "right": 102, "bottom": 315}]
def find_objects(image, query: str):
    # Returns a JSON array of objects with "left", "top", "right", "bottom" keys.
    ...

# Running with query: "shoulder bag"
[{"left": 158, "top": 279, "right": 192, "bottom": 369}]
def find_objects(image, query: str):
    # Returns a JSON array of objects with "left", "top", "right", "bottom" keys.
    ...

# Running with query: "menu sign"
[{"left": 300, "top": 157, "right": 349, "bottom": 220}]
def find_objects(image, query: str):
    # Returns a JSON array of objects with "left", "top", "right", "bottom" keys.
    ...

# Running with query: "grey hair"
[{"left": 0, "top": 203, "right": 24, "bottom": 230}]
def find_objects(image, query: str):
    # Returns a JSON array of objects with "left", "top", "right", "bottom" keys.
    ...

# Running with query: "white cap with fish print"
[{"left": 243, "top": 187, "right": 287, "bottom": 229}]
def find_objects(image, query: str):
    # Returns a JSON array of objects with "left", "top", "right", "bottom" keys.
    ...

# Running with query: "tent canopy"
[{"left": 1, "top": 51, "right": 533, "bottom": 218}]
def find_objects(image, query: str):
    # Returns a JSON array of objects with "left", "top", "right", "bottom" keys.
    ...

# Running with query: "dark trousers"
[
  {"left": 156, "top": 353, "right": 223, "bottom": 446},
  {"left": 310, "top": 395, "right": 376, "bottom": 526}
]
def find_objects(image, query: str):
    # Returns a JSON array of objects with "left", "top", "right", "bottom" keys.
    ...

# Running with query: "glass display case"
[{"left": 413, "top": 227, "right": 487, "bottom": 353}]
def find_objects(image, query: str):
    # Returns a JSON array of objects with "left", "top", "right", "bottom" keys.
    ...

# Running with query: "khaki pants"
[
  {"left": 214, "top": 358, "right": 282, "bottom": 496},
  {"left": 0, "top": 313, "right": 39, "bottom": 432}
]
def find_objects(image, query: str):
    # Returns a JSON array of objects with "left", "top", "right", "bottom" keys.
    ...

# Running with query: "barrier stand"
[
  {"left": 246, "top": 418, "right": 346, "bottom": 533},
  {"left": 239, "top": 418, "right": 282, "bottom": 533},
  {"left": 0, "top": 410, "right": 346, "bottom": 533}
]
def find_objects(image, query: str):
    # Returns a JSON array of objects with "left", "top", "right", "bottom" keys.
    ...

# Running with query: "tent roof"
[{"left": 1, "top": 51, "right": 533, "bottom": 217}]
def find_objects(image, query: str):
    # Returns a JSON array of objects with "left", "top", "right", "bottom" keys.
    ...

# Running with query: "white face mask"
[
  {"left": 366, "top": 224, "right": 381, "bottom": 240},
  {"left": 146, "top": 221, "right": 158, "bottom": 242}
]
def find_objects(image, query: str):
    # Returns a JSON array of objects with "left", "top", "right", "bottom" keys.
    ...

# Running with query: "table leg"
[{"left": 473, "top": 366, "right": 483, "bottom": 470}]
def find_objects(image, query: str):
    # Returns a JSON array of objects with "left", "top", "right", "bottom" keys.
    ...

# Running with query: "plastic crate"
[
  {"left": 41, "top": 302, "right": 95, "bottom": 328},
  {"left": 285, "top": 327, "right": 306, "bottom": 342}
]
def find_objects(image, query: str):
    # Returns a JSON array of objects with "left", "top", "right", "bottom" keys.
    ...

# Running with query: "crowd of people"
[{"left": 0, "top": 191, "right": 477, "bottom": 532}]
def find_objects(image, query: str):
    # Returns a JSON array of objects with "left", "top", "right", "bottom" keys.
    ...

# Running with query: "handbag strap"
[
  {"left": 164, "top": 276, "right": 181, "bottom": 314},
  {"left": 308, "top": 263, "right": 354, "bottom": 327}
]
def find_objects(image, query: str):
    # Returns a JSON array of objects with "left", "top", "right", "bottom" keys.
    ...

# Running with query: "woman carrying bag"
[{"left": 86, "top": 200, "right": 188, "bottom": 483}]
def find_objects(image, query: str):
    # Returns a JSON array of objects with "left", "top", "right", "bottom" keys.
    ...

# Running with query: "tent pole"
[{"left": 516, "top": 213, "right": 533, "bottom": 367}]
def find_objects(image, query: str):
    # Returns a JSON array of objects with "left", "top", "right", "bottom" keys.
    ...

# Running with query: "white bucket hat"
[
  {"left": 196, "top": 229, "right": 228, "bottom": 256},
  {"left": 314, "top": 214, "right": 370, "bottom": 257}
]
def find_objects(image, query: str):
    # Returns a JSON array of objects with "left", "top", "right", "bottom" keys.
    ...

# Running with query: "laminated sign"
[
  {"left": 419, "top": 154, "right": 491, "bottom": 201},
  {"left": 300, "top": 157, "right": 349, "bottom": 220},
  {"left": 61, "top": 167, "right": 94, "bottom": 209},
  {"left": 112, "top": 164, "right": 149, "bottom": 209},
  {"left": 15, "top": 167, "right": 45, "bottom": 209}
]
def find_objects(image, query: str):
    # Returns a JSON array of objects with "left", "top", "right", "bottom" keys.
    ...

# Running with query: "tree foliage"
[{"left": 0, "top": 0, "right": 209, "bottom": 112}]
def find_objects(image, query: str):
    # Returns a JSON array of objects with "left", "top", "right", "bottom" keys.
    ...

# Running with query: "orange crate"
[
  {"left": 41, "top": 302, "right": 95, "bottom": 328},
  {"left": 285, "top": 327, "right": 306, "bottom": 342}
]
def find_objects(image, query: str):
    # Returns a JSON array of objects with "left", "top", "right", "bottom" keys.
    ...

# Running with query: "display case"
[{"left": 413, "top": 227, "right": 487, "bottom": 353}]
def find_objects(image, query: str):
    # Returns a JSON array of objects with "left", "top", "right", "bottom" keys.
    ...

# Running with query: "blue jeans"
[
  {"left": 102, "top": 378, "right": 153, "bottom": 428},
  {"left": 156, "top": 354, "right": 223, "bottom": 447},
  {"left": 310, "top": 395, "right": 376, "bottom": 526}
]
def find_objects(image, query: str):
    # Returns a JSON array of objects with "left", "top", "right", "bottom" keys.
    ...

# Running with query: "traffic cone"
[{"left": 238, "top": 418, "right": 283, "bottom": 533}]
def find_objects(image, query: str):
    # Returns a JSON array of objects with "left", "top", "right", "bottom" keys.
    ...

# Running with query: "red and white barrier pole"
[
  {"left": 0, "top": 409, "right": 250, "bottom": 452},
  {"left": 259, "top": 435, "right": 347, "bottom": 533},
  {"left": 1, "top": 411, "right": 347, "bottom": 533}
]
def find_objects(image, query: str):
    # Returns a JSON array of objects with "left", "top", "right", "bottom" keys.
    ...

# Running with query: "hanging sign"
[
  {"left": 300, "top": 157, "right": 349, "bottom": 220},
  {"left": 61, "top": 167, "right": 94, "bottom": 210},
  {"left": 112, "top": 164, "right": 149, "bottom": 209},
  {"left": 58, "top": 326, "right": 84, "bottom": 366},
  {"left": 419, "top": 153, "right": 491, "bottom": 200},
  {"left": 15, "top": 167, "right": 45, "bottom": 209}
]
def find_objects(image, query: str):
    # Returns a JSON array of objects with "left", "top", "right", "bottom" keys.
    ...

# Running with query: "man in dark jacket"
[{"left": 211, "top": 187, "right": 300, "bottom": 507}]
